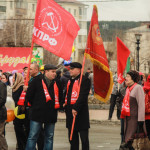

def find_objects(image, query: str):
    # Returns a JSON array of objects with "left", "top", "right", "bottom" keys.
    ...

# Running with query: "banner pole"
[
  {"left": 70, "top": 53, "right": 86, "bottom": 141},
  {"left": 25, "top": 40, "right": 34, "bottom": 86}
]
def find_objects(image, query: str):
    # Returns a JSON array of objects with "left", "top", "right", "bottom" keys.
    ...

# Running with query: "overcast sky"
[{"left": 77, "top": 0, "right": 150, "bottom": 21}]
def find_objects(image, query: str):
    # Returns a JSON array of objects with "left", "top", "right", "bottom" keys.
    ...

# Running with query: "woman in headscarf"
[
  {"left": 12, "top": 73, "right": 27, "bottom": 150},
  {"left": 120, "top": 70, "right": 145, "bottom": 150},
  {"left": 143, "top": 75, "right": 150, "bottom": 140}
]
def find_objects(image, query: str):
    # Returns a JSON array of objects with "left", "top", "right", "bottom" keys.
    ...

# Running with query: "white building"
[
  {"left": 55, "top": 0, "right": 88, "bottom": 61},
  {"left": 0, "top": 0, "right": 88, "bottom": 62}
]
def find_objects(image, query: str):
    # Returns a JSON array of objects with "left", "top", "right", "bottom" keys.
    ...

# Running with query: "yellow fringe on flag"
[{"left": 85, "top": 53, "right": 113, "bottom": 103}]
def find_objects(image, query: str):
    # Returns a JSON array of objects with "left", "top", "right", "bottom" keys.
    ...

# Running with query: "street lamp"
[{"left": 135, "top": 33, "right": 142, "bottom": 71}]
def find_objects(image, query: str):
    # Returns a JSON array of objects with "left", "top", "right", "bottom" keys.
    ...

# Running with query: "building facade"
[
  {"left": 125, "top": 23, "right": 150, "bottom": 74},
  {"left": 0, "top": 0, "right": 88, "bottom": 62}
]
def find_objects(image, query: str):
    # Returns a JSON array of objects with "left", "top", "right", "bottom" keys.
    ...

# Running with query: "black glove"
[{"left": 136, "top": 121, "right": 144, "bottom": 133}]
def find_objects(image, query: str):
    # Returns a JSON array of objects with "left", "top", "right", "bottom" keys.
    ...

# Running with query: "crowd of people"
[
  {"left": 0, "top": 63, "right": 150, "bottom": 150},
  {"left": 0, "top": 62, "right": 91, "bottom": 150}
]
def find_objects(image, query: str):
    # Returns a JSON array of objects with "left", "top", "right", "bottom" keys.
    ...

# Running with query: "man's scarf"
[{"left": 42, "top": 79, "right": 51, "bottom": 102}]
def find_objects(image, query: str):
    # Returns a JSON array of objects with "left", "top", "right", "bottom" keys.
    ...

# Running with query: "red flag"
[
  {"left": 117, "top": 37, "right": 130, "bottom": 84},
  {"left": 33, "top": 0, "right": 80, "bottom": 60},
  {"left": 85, "top": 5, "right": 113, "bottom": 102}
]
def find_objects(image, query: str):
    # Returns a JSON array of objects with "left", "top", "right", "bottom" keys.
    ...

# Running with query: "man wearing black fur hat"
[
  {"left": 25, "top": 64, "right": 63, "bottom": 150},
  {"left": 64, "top": 62, "right": 91, "bottom": 150}
]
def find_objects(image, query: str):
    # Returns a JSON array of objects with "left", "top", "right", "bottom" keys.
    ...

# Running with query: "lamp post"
[{"left": 135, "top": 33, "right": 142, "bottom": 71}]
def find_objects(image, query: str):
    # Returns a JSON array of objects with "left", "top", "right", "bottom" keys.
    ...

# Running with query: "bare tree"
[{"left": 0, "top": 19, "right": 32, "bottom": 47}]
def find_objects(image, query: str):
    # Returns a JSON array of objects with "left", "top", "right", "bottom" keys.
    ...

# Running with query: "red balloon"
[{"left": 6, "top": 110, "right": 15, "bottom": 122}]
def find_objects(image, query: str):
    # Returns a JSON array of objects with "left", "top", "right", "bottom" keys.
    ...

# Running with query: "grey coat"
[
  {"left": 124, "top": 84, "right": 145, "bottom": 143},
  {"left": 0, "top": 81, "right": 7, "bottom": 123}
]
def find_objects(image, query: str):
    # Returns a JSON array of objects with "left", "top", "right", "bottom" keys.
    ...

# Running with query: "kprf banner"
[
  {"left": 0, "top": 47, "right": 30, "bottom": 72},
  {"left": 33, "top": 0, "right": 80, "bottom": 60}
]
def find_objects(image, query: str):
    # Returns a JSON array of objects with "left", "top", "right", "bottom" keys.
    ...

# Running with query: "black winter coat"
[
  {"left": 25, "top": 74, "right": 63, "bottom": 123},
  {"left": 65, "top": 75, "right": 91, "bottom": 130},
  {"left": 0, "top": 81, "right": 7, "bottom": 123},
  {"left": 12, "top": 86, "right": 23, "bottom": 107}
]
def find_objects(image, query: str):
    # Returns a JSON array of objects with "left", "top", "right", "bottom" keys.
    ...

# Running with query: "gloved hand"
[{"left": 136, "top": 121, "right": 144, "bottom": 133}]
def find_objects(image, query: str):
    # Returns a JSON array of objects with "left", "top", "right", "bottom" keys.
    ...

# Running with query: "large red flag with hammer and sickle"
[
  {"left": 33, "top": 0, "right": 80, "bottom": 60},
  {"left": 85, "top": 5, "right": 113, "bottom": 102}
]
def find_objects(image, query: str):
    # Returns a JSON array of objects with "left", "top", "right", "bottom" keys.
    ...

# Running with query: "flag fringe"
[{"left": 85, "top": 53, "right": 113, "bottom": 103}]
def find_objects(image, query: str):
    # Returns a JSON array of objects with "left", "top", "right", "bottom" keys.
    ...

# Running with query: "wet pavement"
[{"left": 6, "top": 110, "right": 121, "bottom": 150}]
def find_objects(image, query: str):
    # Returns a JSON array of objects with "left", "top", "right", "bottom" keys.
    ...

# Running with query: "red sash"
[
  {"left": 42, "top": 80, "right": 60, "bottom": 109},
  {"left": 121, "top": 83, "right": 137, "bottom": 119},
  {"left": 17, "top": 91, "right": 31, "bottom": 106},
  {"left": 65, "top": 80, "right": 79, "bottom": 105}
]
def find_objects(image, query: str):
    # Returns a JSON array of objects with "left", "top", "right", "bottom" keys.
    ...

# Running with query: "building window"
[
  {"left": 74, "top": 9, "right": 76, "bottom": 16},
  {"left": 79, "top": 22, "right": 82, "bottom": 29},
  {"left": 78, "top": 35, "right": 82, "bottom": 43},
  {"left": 16, "top": 2, "right": 28, "bottom": 9},
  {"left": 32, "top": 4, "right": 36, "bottom": 12},
  {"left": 0, "top": 6, "right": 6, "bottom": 12},
  {"left": 79, "top": 7, "right": 82, "bottom": 16},
  {"left": 68, "top": 8, "right": 71, "bottom": 13},
  {"left": 10, "top": 2, "right": 13, "bottom": 9}
]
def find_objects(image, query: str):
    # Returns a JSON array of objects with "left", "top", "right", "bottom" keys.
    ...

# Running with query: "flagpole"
[
  {"left": 25, "top": 40, "right": 34, "bottom": 86},
  {"left": 70, "top": 53, "right": 86, "bottom": 141}
]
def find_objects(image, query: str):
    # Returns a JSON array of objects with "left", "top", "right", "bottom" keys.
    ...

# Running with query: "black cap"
[
  {"left": 70, "top": 62, "right": 82, "bottom": 69},
  {"left": 44, "top": 64, "right": 57, "bottom": 70}
]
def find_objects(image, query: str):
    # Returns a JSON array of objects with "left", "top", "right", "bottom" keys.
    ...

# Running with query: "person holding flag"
[
  {"left": 25, "top": 64, "right": 63, "bottom": 150},
  {"left": 64, "top": 62, "right": 91, "bottom": 150}
]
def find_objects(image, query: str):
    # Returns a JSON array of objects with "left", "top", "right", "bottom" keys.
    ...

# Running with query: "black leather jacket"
[{"left": 0, "top": 81, "right": 7, "bottom": 123}]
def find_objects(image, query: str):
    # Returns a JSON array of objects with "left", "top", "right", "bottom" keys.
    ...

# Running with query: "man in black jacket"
[
  {"left": 25, "top": 64, "right": 63, "bottom": 150},
  {"left": 0, "top": 80, "right": 8, "bottom": 150},
  {"left": 64, "top": 62, "right": 91, "bottom": 150},
  {"left": 23, "top": 63, "right": 44, "bottom": 150}
]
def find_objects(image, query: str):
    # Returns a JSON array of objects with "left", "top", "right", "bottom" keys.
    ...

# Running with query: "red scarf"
[
  {"left": 121, "top": 83, "right": 137, "bottom": 119},
  {"left": 42, "top": 80, "right": 51, "bottom": 102},
  {"left": 65, "top": 80, "right": 79, "bottom": 105},
  {"left": 42, "top": 79, "right": 60, "bottom": 109}
]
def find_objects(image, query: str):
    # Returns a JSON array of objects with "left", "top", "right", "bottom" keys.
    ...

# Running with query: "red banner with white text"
[{"left": 0, "top": 47, "right": 30, "bottom": 72}]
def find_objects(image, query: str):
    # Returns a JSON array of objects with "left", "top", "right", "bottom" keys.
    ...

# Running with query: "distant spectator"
[
  {"left": 60, "top": 68, "right": 70, "bottom": 93},
  {"left": 89, "top": 71, "right": 94, "bottom": 95},
  {"left": 108, "top": 72, "right": 123, "bottom": 120},
  {"left": 85, "top": 68, "right": 91, "bottom": 78},
  {"left": 23, "top": 67, "right": 28, "bottom": 81},
  {"left": 143, "top": 75, "right": 150, "bottom": 140},
  {"left": 1, "top": 72, "right": 10, "bottom": 86},
  {"left": 56, "top": 70, "right": 62, "bottom": 80},
  {"left": 23, "top": 67, "right": 28, "bottom": 72}
]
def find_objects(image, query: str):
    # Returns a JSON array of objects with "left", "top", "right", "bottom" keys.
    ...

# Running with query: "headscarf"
[{"left": 12, "top": 73, "right": 24, "bottom": 92}]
